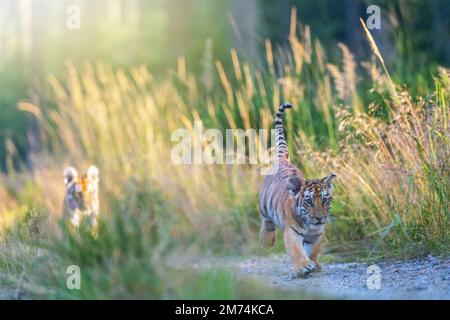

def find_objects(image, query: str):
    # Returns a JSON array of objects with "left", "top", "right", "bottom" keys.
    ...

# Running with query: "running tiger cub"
[
  {"left": 259, "top": 103, "right": 336, "bottom": 278},
  {"left": 63, "top": 165, "right": 100, "bottom": 229}
]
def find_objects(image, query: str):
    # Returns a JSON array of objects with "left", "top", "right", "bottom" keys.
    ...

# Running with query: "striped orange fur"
[
  {"left": 63, "top": 165, "right": 100, "bottom": 229},
  {"left": 259, "top": 103, "right": 336, "bottom": 278}
]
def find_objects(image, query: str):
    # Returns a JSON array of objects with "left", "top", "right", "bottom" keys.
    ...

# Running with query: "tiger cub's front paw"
[
  {"left": 290, "top": 261, "right": 317, "bottom": 279},
  {"left": 314, "top": 262, "right": 322, "bottom": 272}
]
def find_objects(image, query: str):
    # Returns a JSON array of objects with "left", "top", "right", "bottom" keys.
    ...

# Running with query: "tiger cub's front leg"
[
  {"left": 283, "top": 227, "right": 317, "bottom": 278},
  {"left": 308, "top": 231, "right": 325, "bottom": 272}
]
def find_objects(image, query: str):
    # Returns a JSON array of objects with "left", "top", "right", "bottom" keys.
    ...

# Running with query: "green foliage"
[
  {"left": 0, "top": 58, "right": 28, "bottom": 171},
  {"left": 1, "top": 206, "right": 46, "bottom": 244}
]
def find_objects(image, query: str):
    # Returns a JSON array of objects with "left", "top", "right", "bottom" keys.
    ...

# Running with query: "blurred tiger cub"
[
  {"left": 63, "top": 165, "right": 100, "bottom": 229},
  {"left": 259, "top": 103, "right": 336, "bottom": 278}
]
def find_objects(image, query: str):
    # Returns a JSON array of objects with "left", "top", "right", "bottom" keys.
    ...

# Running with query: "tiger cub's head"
[
  {"left": 287, "top": 174, "right": 336, "bottom": 227},
  {"left": 63, "top": 165, "right": 99, "bottom": 215}
]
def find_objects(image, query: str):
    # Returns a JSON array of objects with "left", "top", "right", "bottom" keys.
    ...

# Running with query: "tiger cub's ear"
[
  {"left": 87, "top": 165, "right": 99, "bottom": 183},
  {"left": 287, "top": 176, "right": 302, "bottom": 198},
  {"left": 64, "top": 167, "right": 78, "bottom": 185},
  {"left": 321, "top": 173, "right": 336, "bottom": 193}
]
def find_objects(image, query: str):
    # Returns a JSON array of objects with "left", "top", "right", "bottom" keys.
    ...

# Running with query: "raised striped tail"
[{"left": 274, "top": 103, "right": 293, "bottom": 161}]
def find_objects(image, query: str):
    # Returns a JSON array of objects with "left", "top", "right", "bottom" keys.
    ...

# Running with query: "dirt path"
[{"left": 186, "top": 254, "right": 450, "bottom": 299}]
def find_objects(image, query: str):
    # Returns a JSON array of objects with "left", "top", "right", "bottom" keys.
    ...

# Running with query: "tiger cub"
[
  {"left": 259, "top": 103, "right": 336, "bottom": 278},
  {"left": 63, "top": 165, "right": 100, "bottom": 229}
]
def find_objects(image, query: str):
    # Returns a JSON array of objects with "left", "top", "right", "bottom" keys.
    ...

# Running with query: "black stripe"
[
  {"left": 265, "top": 221, "right": 276, "bottom": 232},
  {"left": 290, "top": 226, "right": 305, "bottom": 237},
  {"left": 274, "top": 103, "right": 294, "bottom": 160}
]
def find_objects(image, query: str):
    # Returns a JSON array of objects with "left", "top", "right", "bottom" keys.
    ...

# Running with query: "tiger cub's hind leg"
[{"left": 259, "top": 217, "right": 276, "bottom": 248}]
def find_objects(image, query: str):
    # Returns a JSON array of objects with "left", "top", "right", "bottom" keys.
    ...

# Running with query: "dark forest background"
[{"left": 1, "top": 0, "right": 449, "bottom": 170}]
